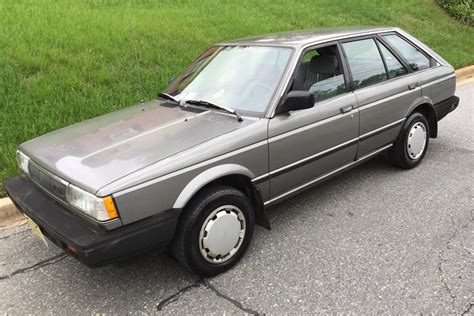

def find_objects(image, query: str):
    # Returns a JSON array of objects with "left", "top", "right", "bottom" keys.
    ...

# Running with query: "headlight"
[
  {"left": 65, "top": 184, "right": 119, "bottom": 221},
  {"left": 16, "top": 150, "right": 30, "bottom": 175}
]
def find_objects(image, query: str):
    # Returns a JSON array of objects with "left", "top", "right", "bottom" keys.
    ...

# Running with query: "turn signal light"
[{"left": 103, "top": 196, "right": 119, "bottom": 219}]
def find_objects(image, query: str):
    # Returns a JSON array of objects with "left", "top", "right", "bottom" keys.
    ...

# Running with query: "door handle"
[
  {"left": 340, "top": 105, "right": 353, "bottom": 114},
  {"left": 408, "top": 83, "right": 418, "bottom": 90}
]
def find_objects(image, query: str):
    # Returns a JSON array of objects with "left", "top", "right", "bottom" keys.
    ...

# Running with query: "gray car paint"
[
  {"left": 268, "top": 92, "right": 359, "bottom": 198},
  {"left": 109, "top": 118, "right": 269, "bottom": 224},
  {"left": 19, "top": 101, "right": 250, "bottom": 194},
  {"left": 18, "top": 27, "right": 456, "bottom": 228},
  {"left": 354, "top": 72, "right": 421, "bottom": 156}
]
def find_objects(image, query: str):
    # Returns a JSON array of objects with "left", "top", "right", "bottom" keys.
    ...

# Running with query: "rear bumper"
[
  {"left": 5, "top": 175, "right": 178, "bottom": 267},
  {"left": 433, "top": 95, "right": 459, "bottom": 121}
]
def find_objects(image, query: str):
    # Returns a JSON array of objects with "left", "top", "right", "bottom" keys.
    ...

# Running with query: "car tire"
[
  {"left": 171, "top": 185, "right": 255, "bottom": 276},
  {"left": 389, "top": 112, "right": 430, "bottom": 169}
]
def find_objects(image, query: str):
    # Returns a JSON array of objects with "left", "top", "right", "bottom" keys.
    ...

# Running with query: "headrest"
[{"left": 309, "top": 55, "right": 337, "bottom": 74}]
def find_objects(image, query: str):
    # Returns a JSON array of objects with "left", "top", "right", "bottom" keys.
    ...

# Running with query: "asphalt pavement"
[{"left": 1, "top": 82, "right": 473, "bottom": 314}]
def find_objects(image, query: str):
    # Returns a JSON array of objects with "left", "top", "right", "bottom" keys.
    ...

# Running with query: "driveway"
[{"left": 1, "top": 82, "right": 472, "bottom": 314}]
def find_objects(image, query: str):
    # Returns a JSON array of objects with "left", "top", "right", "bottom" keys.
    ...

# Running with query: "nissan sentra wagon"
[{"left": 6, "top": 27, "right": 459, "bottom": 276}]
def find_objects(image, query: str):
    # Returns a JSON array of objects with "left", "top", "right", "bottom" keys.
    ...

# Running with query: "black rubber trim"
[
  {"left": 255, "top": 138, "right": 359, "bottom": 183},
  {"left": 5, "top": 175, "right": 179, "bottom": 267},
  {"left": 270, "top": 139, "right": 358, "bottom": 179},
  {"left": 359, "top": 120, "right": 405, "bottom": 141},
  {"left": 259, "top": 118, "right": 405, "bottom": 182},
  {"left": 433, "top": 95, "right": 459, "bottom": 121}
]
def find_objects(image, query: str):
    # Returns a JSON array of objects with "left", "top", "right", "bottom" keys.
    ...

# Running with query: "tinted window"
[
  {"left": 292, "top": 44, "right": 346, "bottom": 102},
  {"left": 342, "top": 39, "right": 387, "bottom": 89},
  {"left": 378, "top": 41, "right": 408, "bottom": 79},
  {"left": 382, "top": 34, "right": 431, "bottom": 71}
]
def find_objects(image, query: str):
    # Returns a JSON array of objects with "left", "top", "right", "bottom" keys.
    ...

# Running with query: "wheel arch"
[
  {"left": 173, "top": 164, "right": 270, "bottom": 229},
  {"left": 406, "top": 98, "right": 438, "bottom": 138}
]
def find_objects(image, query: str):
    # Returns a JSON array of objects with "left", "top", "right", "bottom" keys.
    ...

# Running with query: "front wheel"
[
  {"left": 171, "top": 185, "right": 255, "bottom": 276},
  {"left": 389, "top": 112, "right": 430, "bottom": 169}
]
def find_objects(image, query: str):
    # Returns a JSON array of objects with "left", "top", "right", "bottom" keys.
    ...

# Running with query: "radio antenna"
[{"left": 131, "top": 33, "right": 145, "bottom": 105}]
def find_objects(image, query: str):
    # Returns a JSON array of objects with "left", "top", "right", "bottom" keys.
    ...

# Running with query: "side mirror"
[{"left": 275, "top": 91, "right": 315, "bottom": 115}]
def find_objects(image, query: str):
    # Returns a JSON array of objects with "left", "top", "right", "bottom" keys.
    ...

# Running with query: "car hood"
[{"left": 20, "top": 100, "right": 249, "bottom": 194}]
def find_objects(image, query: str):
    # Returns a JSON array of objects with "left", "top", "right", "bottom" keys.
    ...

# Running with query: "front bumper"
[{"left": 5, "top": 175, "right": 178, "bottom": 267}]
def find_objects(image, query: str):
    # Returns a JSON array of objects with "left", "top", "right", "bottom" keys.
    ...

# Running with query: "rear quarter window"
[
  {"left": 377, "top": 41, "right": 408, "bottom": 79},
  {"left": 382, "top": 34, "right": 431, "bottom": 71}
]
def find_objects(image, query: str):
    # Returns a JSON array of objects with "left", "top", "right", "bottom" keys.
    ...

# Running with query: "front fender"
[{"left": 173, "top": 164, "right": 256, "bottom": 209}]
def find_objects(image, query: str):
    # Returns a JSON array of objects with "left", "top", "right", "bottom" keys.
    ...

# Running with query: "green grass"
[
  {"left": 0, "top": 0, "right": 473, "bottom": 197},
  {"left": 437, "top": 0, "right": 473, "bottom": 25}
]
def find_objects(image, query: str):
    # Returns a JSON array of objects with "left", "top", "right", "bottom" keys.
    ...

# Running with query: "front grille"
[{"left": 28, "top": 163, "right": 68, "bottom": 202}]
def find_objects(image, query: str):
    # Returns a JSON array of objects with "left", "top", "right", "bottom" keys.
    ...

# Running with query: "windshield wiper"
[
  {"left": 185, "top": 99, "right": 243, "bottom": 122},
  {"left": 158, "top": 92, "right": 180, "bottom": 104}
]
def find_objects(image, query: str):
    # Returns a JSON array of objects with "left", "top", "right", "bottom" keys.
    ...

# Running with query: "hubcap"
[
  {"left": 199, "top": 205, "right": 246, "bottom": 264},
  {"left": 407, "top": 122, "right": 427, "bottom": 160}
]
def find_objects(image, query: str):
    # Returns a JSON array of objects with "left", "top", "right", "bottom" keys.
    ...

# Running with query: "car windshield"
[{"left": 164, "top": 46, "right": 293, "bottom": 116}]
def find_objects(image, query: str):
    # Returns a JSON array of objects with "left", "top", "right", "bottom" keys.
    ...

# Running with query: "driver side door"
[{"left": 267, "top": 42, "right": 359, "bottom": 202}]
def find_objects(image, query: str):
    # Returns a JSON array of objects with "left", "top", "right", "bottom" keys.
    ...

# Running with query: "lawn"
[{"left": 0, "top": 0, "right": 473, "bottom": 196}]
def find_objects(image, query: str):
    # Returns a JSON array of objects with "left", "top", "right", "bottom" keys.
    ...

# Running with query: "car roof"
[{"left": 219, "top": 26, "right": 397, "bottom": 47}]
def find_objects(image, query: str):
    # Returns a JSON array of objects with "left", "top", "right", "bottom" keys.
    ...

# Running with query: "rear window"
[{"left": 382, "top": 34, "right": 431, "bottom": 71}]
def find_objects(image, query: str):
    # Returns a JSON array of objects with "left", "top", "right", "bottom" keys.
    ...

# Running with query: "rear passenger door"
[{"left": 341, "top": 36, "right": 420, "bottom": 157}]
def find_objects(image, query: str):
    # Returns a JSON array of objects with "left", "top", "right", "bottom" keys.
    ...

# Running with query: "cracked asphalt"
[{"left": 1, "top": 82, "right": 473, "bottom": 314}]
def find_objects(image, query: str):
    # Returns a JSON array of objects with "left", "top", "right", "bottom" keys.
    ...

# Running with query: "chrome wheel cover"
[
  {"left": 407, "top": 122, "right": 427, "bottom": 160},
  {"left": 198, "top": 205, "right": 246, "bottom": 264}
]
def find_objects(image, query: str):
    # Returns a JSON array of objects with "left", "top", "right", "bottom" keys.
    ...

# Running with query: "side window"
[
  {"left": 342, "top": 39, "right": 387, "bottom": 89},
  {"left": 382, "top": 34, "right": 431, "bottom": 71},
  {"left": 292, "top": 44, "right": 346, "bottom": 102},
  {"left": 377, "top": 41, "right": 408, "bottom": 79}
]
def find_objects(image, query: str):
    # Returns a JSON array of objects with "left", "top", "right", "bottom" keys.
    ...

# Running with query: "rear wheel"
[
  {"left": 389, "top": 112, "right": 429, "bottom": 169},
  {"left": 171, "top": 185, "right": 255, "bottom": 276}
]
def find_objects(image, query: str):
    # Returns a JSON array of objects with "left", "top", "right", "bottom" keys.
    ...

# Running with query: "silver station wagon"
[{"left": 6, "top": 27, "right": 459, "bottom": 276}]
